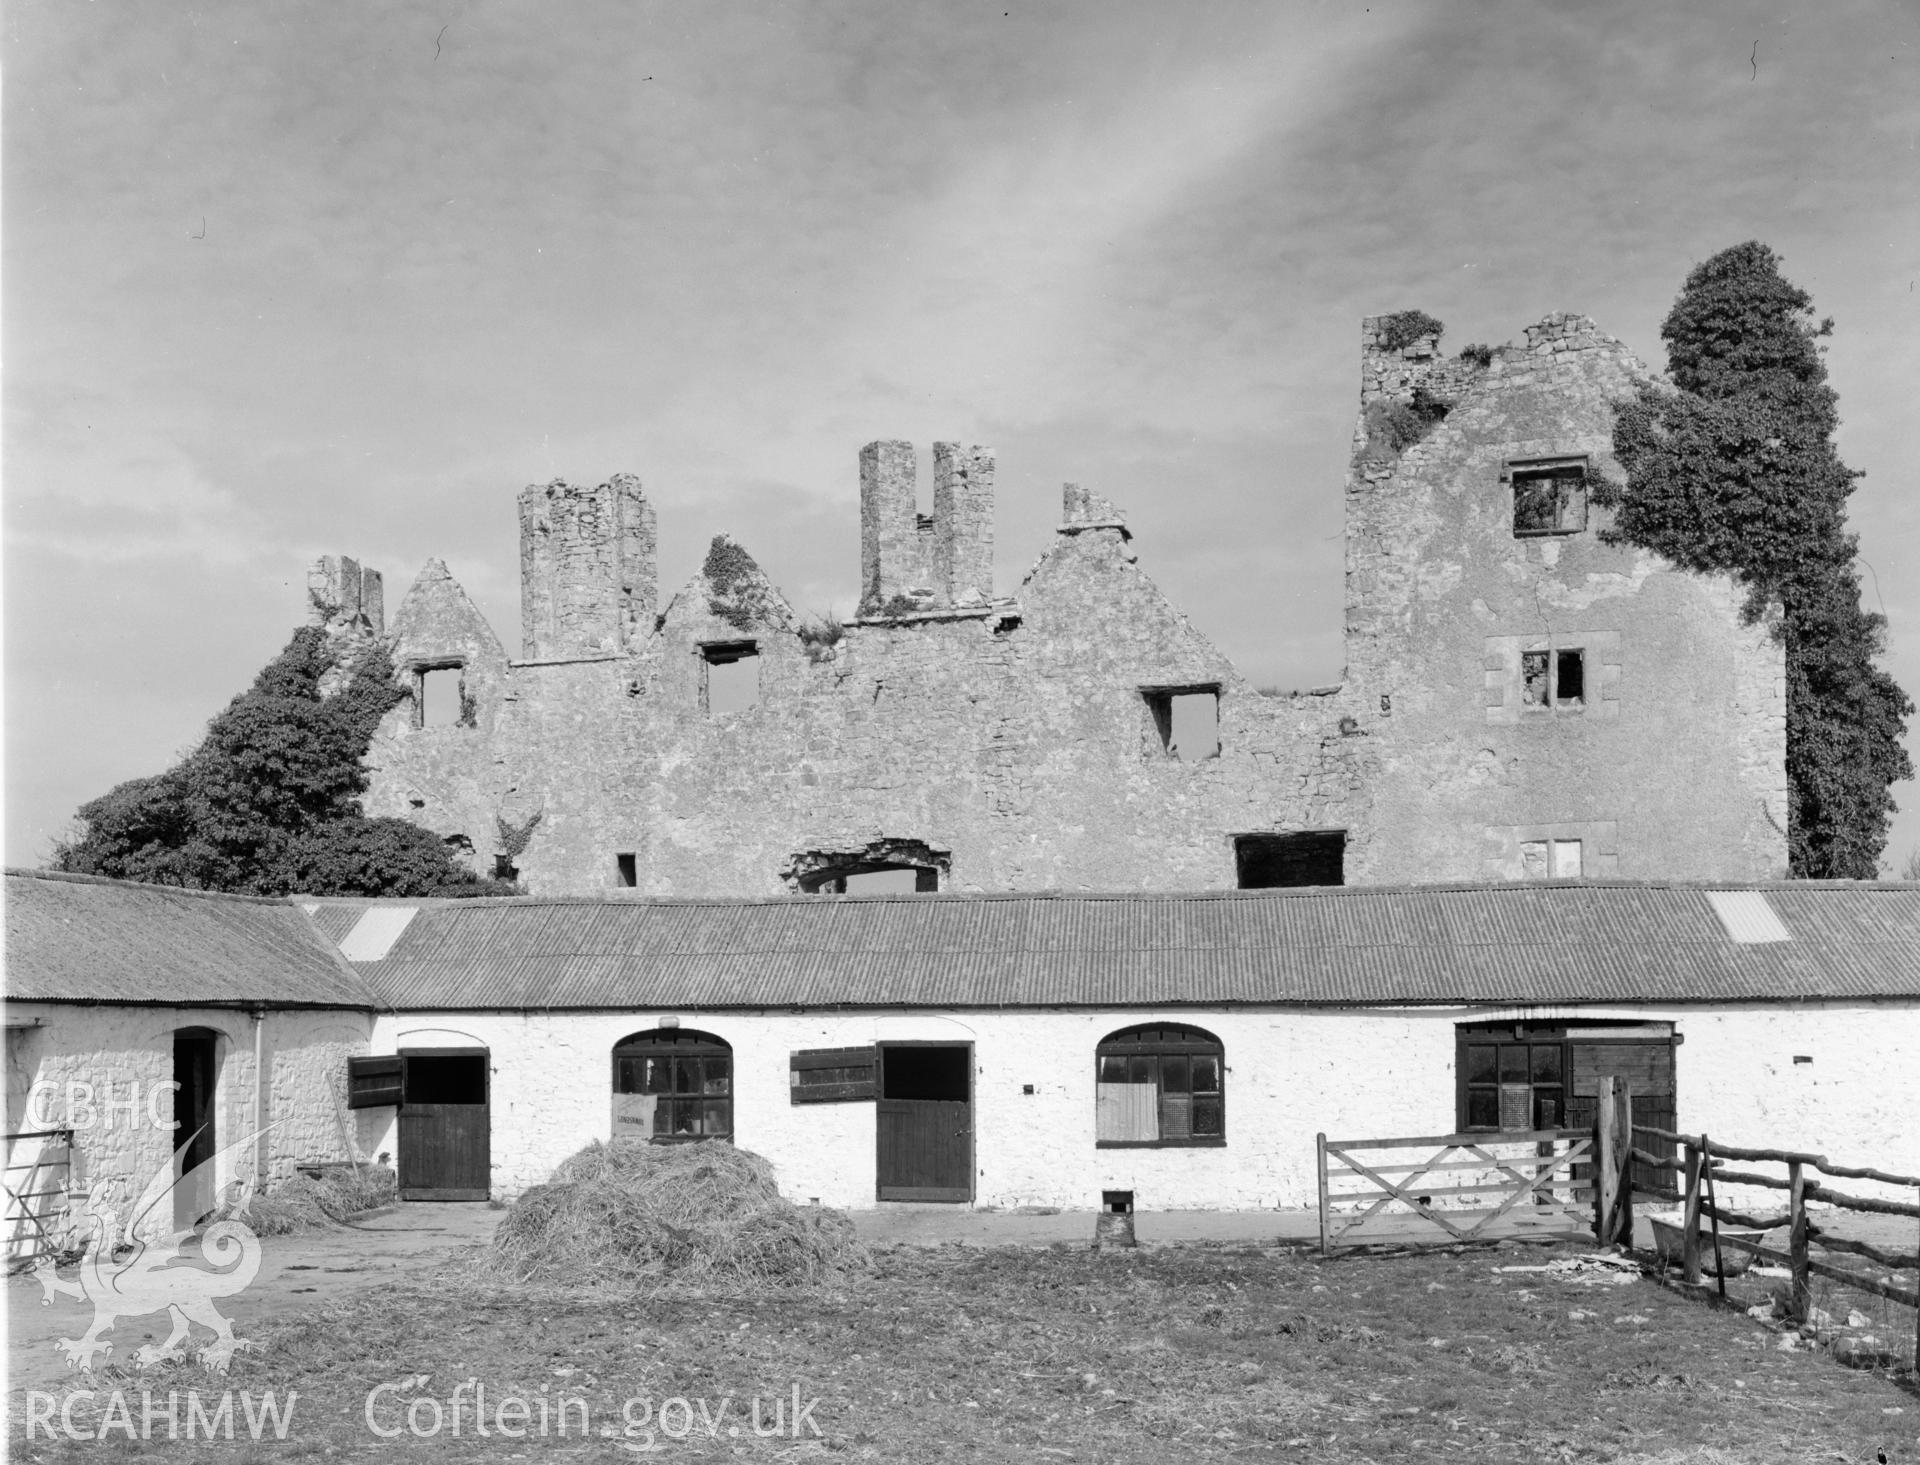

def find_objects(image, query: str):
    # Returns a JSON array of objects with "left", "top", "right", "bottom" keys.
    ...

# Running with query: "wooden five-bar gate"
[{"left": 1316, "top": 1127, "right": 1595, "bottom": 1252}]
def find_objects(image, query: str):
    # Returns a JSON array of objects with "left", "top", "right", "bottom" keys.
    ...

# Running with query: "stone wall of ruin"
[{"left": 343, "top": 309, "right": 1788, "bottom": 897}]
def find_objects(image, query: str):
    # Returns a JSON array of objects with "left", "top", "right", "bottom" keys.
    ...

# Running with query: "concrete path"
[{"left": 6, "top": 1203, "right": 503, "bottom": 1394}]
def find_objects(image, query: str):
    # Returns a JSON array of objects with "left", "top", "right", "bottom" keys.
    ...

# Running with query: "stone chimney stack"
[
  {"left": 859, "top": 440, "right": 994, "bottom": 615},
  {"left": 518, "top": 474, "right": 657, "bottom": 659},
  {"left": 933, "top": 443, "right": 994, "bottom": 608}
]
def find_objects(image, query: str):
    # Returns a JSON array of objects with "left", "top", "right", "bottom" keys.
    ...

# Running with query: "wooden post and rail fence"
[{"left": 1319, "top": 1076, "right": 1919, "bottom": 1364}]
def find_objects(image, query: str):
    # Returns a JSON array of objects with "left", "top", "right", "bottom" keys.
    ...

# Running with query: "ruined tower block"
[
  {"left": 932, "top": 443, "right": 995, "bottom": 607},
  {"left": 307, "top": 554, "right": 385, "bottom": 635},
  {"left": 305, "top": 554, "right": 386, "bottom": 695},
  {"left": 859, "top": 440, "right": 930, "bottom": 613},
  {"left": 518, "top": 474, "right": 657, "bottom": 659}
]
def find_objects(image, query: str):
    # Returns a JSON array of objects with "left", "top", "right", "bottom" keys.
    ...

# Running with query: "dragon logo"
[{"left": 33, "top": 1126, "right": 273, "bottom": 1373}]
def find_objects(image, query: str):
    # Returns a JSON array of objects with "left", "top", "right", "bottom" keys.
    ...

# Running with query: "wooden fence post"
[
  {"left": 1594, "top": 1075, "right": 1617, "bottom": 1244},
  {"left": 1616, "top": 1082, "right": 1635, "bottom": 1247},
  {"left": 1788, "top": 1159, "right": 1810, "bottom": 1325},
  {"left": 1315, "top": 1133, "right": 1330, "bottom": 1258},
  {"left": 1680, "top": 1142, "right": 1703, "bottom": 1284}
]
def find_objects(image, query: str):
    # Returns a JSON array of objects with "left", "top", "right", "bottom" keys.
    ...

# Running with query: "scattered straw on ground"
[
  {"left": 239, "top": 1165, "right": 397, "bottom": 1236},
  {"left": 480, "top": 1140, "right": 868, "bottom": 1289}
]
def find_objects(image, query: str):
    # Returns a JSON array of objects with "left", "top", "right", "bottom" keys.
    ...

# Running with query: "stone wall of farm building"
[
  {"left": 3, "top": 1004, "right": 375, "bottom": 1243},
  {"left": 366, "top": 1001, "right": 1920, "bottom": 1213},
  {"left": 1344, "top": 313, "right": 1786, "bottom": 884},
  {"left": 345, "top": 307, "right": 1786, "bottom": 896}
]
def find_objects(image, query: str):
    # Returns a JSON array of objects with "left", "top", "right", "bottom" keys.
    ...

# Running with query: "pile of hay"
[
  {"left": 482, "top": 1141, "right": 867, "bottom": 1289},
  {"left": 238, "top": 1164, "right": 397, "bottom": 1236}
]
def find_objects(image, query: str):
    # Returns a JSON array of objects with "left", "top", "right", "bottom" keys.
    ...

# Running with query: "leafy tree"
[
  {"left": 1598, "top": 242, "right": 1912, "bottom": 877},
  {"left": 53, "top": 628, "right": 515, "bottom": 897}
]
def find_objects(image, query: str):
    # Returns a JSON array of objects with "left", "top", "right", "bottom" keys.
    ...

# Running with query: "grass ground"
[{"left": 9, "top": 1240, "right": 1916, "bottom": 1463}]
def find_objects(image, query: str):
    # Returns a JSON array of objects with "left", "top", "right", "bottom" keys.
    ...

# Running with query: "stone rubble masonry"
[
  {"left": 5, "top": 1003, "right": 376, "bottom": 1242},
  {"left": 932, "top": 442, "right": 995, "bottom": 608},
  {"left": 1344, "top": 311, "right": 1786, "bottom": 885},
  {"left": 518, "top": 474, "right": 656, "bottom": 659},
  {"left": 326, "top": 309, "right": 1787, "bottom": 897},
  {"left": 860, "top": 440, "right": 996, "bottom": 615},
  {"left": 307, "top": 554, "right": 386, "bottom": 697}
]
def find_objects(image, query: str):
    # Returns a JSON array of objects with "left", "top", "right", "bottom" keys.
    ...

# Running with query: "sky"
[{"left": 5, "top": 0, "right": 1918, "bottom": 871}]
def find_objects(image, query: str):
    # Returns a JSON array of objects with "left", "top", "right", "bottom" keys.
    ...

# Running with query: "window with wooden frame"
[
  {"left": 1095, "top": 1023, "right": 1224, "bottom": 1147},
  {"left": 611, "top": 1029, "right": 732, "bottom": 1142},
  {"left": 789, "top": 1046, "right": 878, "bottom": 1103},
  {"left": 1456, "top": 1022, "right": 1677, "bottom": 1134},
  {"left": 1510, "top": 457, "right": 1589, "bottom": 536}
]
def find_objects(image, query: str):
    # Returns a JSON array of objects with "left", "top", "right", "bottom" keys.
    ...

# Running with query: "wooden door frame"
[
  {"left": 875, "top": 1040, "right": 975, "bottom": 1204},
  {"left": 397, "top": 1047, "right": 491, "bottom": 1201}
]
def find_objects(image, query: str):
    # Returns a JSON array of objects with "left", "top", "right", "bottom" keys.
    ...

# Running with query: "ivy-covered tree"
[
  {"left": 53, "top": 628, "right": 515, "bottom": 897},
  {"left": 1598, "top": 242, "right": 1912, "bottom": 877}
]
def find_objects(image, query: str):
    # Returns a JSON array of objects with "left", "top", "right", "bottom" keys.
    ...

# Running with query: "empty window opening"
[
  {"left": 1235, "top": 831, "right": 1346, "bottom": 889},
  {"left": 881, "top": 1045, "right": 970, "bottom": 1102},
  {"left": 615, "top": 852, "right": 637, "bottom": 887},
  {"left": 493, "top": 854, "right": 518, "bottom": 882},
  {"left": 416, "top": 664, "right": 465, "bottom": 728},
  {"left": 1144, "top": 686, "right": 1220, "bottom": 760},
  {"left": 700, "top": 641, "right": 760, "bottom": 715},
  {"left": 841, "top": 868, "right": 926, "bottom": 894},
  {"left": 806, "top": 864, "right": 938, "bottom": 894},
  {"left": 1521, "top": 838, "right": 1583, "bottom": 879},
  {"left": 1522, "top": 648, "right": 1586, "bottom": 710},
  {"left": 1512, "top": 460, "right": 1589, "bottom": 536},
  {"left": 1555, "top": 649, "right": 1585, "bottom": 704},
  {"left": 787, "top": 839, "right": 949, "bottom": 895}
]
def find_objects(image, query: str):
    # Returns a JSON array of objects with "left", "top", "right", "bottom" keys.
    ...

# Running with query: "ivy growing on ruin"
[
  {"left": 704, "top": 535, "right": 768, "bottom": 632},
  {"left": 1594, "top": 241, "right": 1912, "bottom": 878},
  {"left": 52, "top": 628, "right": 517, "bottom": 897}
]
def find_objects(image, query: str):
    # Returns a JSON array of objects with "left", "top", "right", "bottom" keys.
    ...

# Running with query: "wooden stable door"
[
  {"left": 398, "top": 1051, "right": 491, "bottom": 1201},
  {"left": 876, "top": 1044, "right": 973, "bottom": 1202}
]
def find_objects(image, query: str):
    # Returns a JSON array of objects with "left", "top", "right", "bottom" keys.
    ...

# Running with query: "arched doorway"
[{"left": 611, "top": 1030, "right": 732, "bottom": 1142}]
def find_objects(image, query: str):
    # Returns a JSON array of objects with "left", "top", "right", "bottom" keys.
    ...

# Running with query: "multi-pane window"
[
  {"left": 612, "top": 1029, "right": 732, "bottom": 1142},
  {"left": 1512, "top": 460, "right": 1588, "bottom": 536},
  {"left": 1521, "top": 648, "right": 1586, "bottom": 710},
  {"left": 1095, "top": 1024, "right": 1224, "bottom": 1146},
  {"left": 1460, "top": 1036, "right": 1563, "bottom": 1132}
]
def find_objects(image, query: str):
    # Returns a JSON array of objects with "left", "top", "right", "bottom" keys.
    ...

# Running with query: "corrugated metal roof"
[
  {"left": 304, "top": 880, "right": 1920, "bottom": 1011},
  {"left": 5, "top": 870, "right": 381, "bottom": 1007},
  {"left": 1705, "top": 890, "right": 1791, "bottom": 943}
]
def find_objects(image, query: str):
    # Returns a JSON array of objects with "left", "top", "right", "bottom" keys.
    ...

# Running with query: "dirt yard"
[{"left": 9, "top": 1234, "right": 1916, "bottom": 1462}]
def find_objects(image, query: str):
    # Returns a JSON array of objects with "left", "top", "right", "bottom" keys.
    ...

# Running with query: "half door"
[
  {"left": 875, "top": 1043, "right": 973, "bottom": 1202},
  {"left": 398, "top": 1049, "right": 491, "bottom": 1201}
]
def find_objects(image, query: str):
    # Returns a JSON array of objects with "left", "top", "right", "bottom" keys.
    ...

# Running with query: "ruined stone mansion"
[{"left": 314, "top": 312, "right": 1787, "bottom": 897}]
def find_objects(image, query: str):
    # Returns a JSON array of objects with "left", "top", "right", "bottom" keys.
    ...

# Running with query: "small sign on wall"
[
  {"left": 612, "top": 1093, "right": 658, "bottom": 1137},
  {"left": 1498, "top": 1083, "right": 1532, "bottom": 1131}
]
